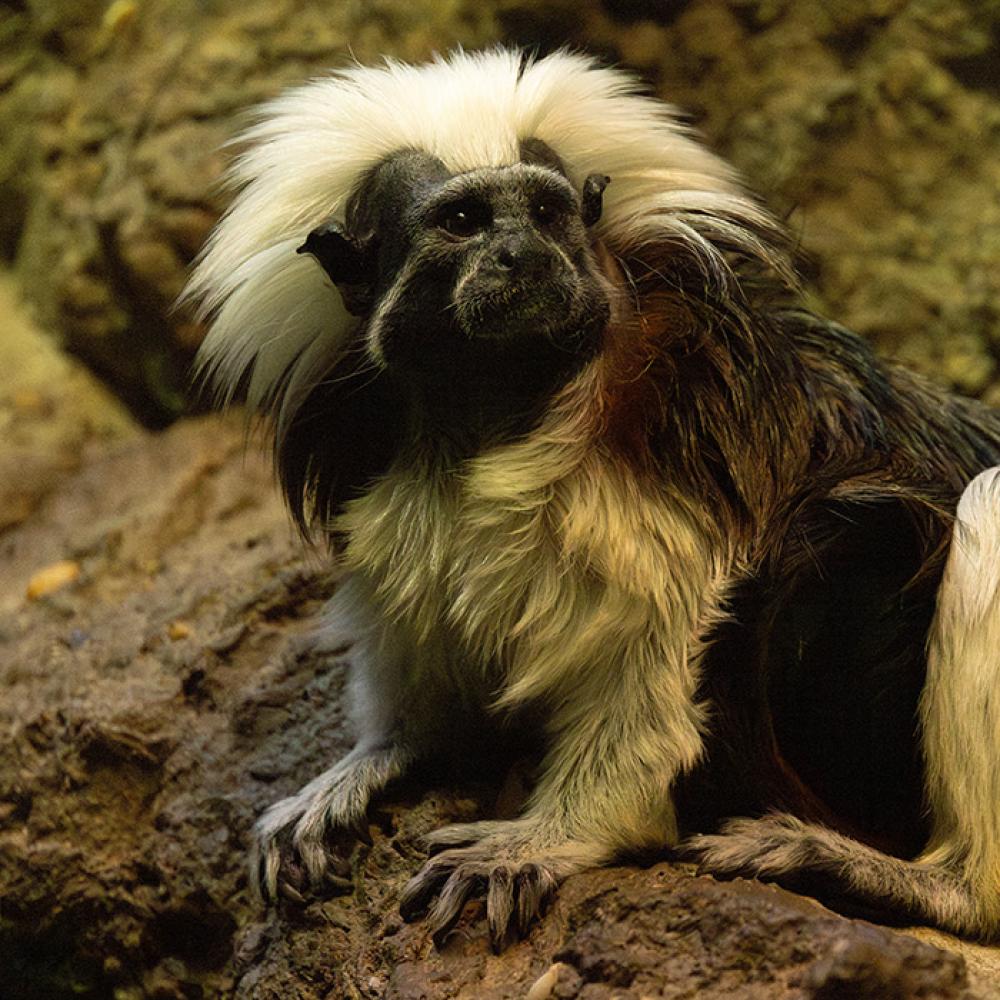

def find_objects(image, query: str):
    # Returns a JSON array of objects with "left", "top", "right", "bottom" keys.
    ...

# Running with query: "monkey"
[{"left": 182, "top": 48, "right": 1000, "bottom": 950}]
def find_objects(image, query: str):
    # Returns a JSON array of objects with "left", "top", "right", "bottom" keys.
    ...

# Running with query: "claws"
[
  {"left": 251, "top": 836, "right": 281, "bottom": 904},
  {"left": 427, "top": 867, "right": 486, "bottom": 948},
  {"left": 486, "top": 867, "right": 514, "bottom": 951},
  {"left": 255, "top": 836, "right": 360, "bottom": 905},
  {"left": 684, "top": 813, "right": 833, "bottom": 885},
  {"left": 249, "top": 745, "right": 413, "bottom": 905},
  {"left": 399, "top": 834, "right": 560, "bottom": 949},
  {"left": 515, "top": 863, "right": 557, "bottom": 938},
  {"left": 328, "top": 853, "right": 352, "bottom": 879},
  {"left": 251, "top": 802, "right": 370, "bottom": 906},
  {"left": 278, "top": 878, "right": 307, "bottom": 905},
  {"left": 399, "top": 855, "right": 453, "bottom": 922},
  {"left": 351, "top": 817, "right": 374, "bottom": 846}
]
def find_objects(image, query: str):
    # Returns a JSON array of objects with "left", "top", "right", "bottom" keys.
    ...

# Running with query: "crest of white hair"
[{"left": 182, "top": 46, "right": 788, "bottom": 427}]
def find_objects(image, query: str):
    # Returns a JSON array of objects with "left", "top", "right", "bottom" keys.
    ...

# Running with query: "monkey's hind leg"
[{"left": 688, "top": 467, "right": 1000, "bottom": 939}]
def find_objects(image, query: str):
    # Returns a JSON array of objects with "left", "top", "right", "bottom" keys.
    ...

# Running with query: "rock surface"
[{"left": 0, "top": 272, "right": 136, "bottom": 535}]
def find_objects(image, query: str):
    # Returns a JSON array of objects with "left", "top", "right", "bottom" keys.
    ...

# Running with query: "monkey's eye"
[
  {"left": 532, "top": 201, "right": 560, "bottom": 226},
  {"left": 436, "top": 199, "right": 490, "bottom": 238}
]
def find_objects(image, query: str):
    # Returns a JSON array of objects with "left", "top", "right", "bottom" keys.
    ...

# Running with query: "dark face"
[{"left": 299, "top": 148, "right": 612, "bottom": 382}]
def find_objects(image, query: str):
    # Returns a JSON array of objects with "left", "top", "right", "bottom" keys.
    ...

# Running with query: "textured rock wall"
[
  {"left": 1, "top": 0, "right": 503, "bottom": 423},
  {"left": 583, "top": 0, "right": 1000, "bottom": 400},
  {"left": 1, "top": 0, "right": 998, "bottom": 419}
]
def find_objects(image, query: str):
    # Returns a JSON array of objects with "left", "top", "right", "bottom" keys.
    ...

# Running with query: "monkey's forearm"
[
  {"left": 536, "top": 650, "right": 708, "bottom": 855},
  {"left": 399, "top": 575, "right": 726, "bottom": 948},
  {"left": 250, "top": 576, "right": 442, "bottom": 901},
  {"left": 511, "top": 566, "right": 728, "bottom": 854}
]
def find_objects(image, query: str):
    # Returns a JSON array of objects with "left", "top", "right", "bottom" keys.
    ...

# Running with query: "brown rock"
[{"left": 0, "top": 270, "right": 137, "bottom": 536}]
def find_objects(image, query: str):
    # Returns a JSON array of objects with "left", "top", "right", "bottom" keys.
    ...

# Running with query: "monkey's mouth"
[{"left": 455, "top": 280, "right": 579, "bottom": 341}]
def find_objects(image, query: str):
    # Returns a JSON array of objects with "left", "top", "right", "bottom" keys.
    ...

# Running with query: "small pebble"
[
  {"left": 526, "top": 963, "right": 567, "bottom": 1000},
  {"left": 26, "top": 560, "right": 80, "bottom": 600},
  {"left": 168, "top": 620, "right": 192, "bottom": 640}
]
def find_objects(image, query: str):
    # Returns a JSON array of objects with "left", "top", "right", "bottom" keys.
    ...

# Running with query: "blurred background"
[{"left": 3, "top": 0, "right": 1000, "bottom": 430}]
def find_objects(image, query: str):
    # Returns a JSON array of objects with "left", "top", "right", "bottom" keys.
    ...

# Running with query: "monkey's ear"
[
  {"left": 297, "top": 221, "right": 375, "bottom": 316},
  {"left": 582, "top": 173, "right": 611, "bottom": 227}
]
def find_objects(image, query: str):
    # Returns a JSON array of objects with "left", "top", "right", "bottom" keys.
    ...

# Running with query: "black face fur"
[{"left": 299, "top": 147, "right": 611, "bottom": 391}]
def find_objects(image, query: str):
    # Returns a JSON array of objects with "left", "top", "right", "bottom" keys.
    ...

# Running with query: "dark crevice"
[
  {"left": 141, "top": 891, "right": 237, "bottom": 971},
  {"left": 0, "top": 906, "right": 116, "bottom": 1000},
  {"left": 943, "top": 39, "right": 1000, "bottom": 95},
  {"left": 601, "top": 0, "right": 691, "bottom": 26},
  {"left": 75, "top": 220, "right": 196, "bottom": 429}
]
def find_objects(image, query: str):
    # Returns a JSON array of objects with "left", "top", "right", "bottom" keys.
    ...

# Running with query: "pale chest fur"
[{"left": 333, "top": 430, "right": 728, "bottom": 709}]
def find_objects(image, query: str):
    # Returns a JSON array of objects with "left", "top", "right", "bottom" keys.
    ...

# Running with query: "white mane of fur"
[{"left": 183, "top": 47, "right": 781, "bottom": 417}]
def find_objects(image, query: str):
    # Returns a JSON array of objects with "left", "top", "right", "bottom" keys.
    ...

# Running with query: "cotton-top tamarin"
[{"left": 183, "top": 48, "right": 1000, "bottom": 949}]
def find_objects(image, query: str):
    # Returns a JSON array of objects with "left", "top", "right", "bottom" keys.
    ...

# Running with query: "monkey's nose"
[{"left": 494, "top": 238, "right": 547, "bottom": 277}]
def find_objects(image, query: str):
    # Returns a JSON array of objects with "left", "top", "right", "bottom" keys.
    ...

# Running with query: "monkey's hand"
[
  {"left": 251, "top": 742, "right": 411, "bottom": 903},
  {"left": 398, "top": 817, "right": 607, "bottom": 951}
]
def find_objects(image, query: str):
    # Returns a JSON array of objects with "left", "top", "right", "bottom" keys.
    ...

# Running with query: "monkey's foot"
[
  {"left": 683, "top": 812, "right": 977, "bottom": 931},
  {"left": 250, "top": 744, "right": 410, "bottom": 903},
  {"left": 685, "top": 813, "right": 846, "bottom": 884},
  {"left": 683, "top": 812, "right": 898, "bottom": 915},
  {"left": 399, "top": 819, "right": 601, "bottom": 951}
]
